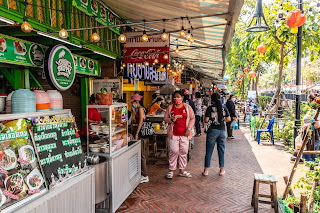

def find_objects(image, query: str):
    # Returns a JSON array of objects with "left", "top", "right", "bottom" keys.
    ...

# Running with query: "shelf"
[{"left": 112, "top": 128, "right": 126, "bottom": 135}]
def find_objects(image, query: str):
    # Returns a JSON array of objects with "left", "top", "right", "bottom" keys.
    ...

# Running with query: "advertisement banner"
[
  {"left": 124, "top": 32, "right": 170, "bottom": 64},
  {"left": 0, "top": 34, "right": 45, "bottom": 67},
  {"left": 125, "top": 63, "right": 168, "bottom": 82},
  {"left": 72, "top": 0, "right": 120, "bottom": 34},
  {"left": 73, "top": 54, "right": 100, "bottom": 76}
]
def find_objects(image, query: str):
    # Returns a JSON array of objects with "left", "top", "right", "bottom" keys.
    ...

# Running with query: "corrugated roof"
[{"left": 103, "top": 0, "right": 244, "bottom": 79}]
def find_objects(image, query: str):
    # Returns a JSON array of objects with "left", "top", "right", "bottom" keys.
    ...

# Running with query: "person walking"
[
  {"left": 226, "top": 94, "right": 237, "bottom": 139},
  {"left": 203, "top": 93, "right": 231, "bottom": 176},
  {"left": 129, "top": 94, "right": 149, "bottom": 183},
  {"left": 164, "top": 90, "right": 195, "bottom": 179},
  {"left": 194, "top": 92, "right": 202, "bottom": 136}
]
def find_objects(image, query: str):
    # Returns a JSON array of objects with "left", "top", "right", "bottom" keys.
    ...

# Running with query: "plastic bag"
[
  {"left": 295, "top": 134, "right": 303, "bottom": 150},
  {"left": 233, "top": 120, "right": 239, "bottom": 130}
]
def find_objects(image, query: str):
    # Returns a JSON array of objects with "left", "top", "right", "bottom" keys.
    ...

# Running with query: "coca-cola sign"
[{"left": 124, "top": 32, "right": 170, "bottom": 64}]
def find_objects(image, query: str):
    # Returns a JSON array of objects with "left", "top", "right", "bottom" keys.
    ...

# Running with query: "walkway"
[{"left": 117, "top": 127, "right": 303, "bottom": 212}]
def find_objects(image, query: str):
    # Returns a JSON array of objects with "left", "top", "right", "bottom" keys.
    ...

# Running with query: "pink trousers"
[{"left": 169, "top": 135, "right": 189, "bottom": 170}]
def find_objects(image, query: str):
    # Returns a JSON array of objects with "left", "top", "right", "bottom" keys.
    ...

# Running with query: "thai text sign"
[
  {"left": 124, "top": 32, "right": 170, "bottom": 64},
  {"left": 125, "top": 63, "right": 168, "bottom": 82}
]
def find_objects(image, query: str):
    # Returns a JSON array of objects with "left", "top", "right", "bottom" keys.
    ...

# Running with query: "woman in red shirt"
[
  {"left": 81, "top": 94, "right": 102, "bottom": 144},
  {"left": 164, "top": 90, "right": 195, "bottom": 179}
]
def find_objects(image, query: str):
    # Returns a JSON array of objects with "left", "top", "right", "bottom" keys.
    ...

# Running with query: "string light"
[
  {"left": 129, "top": 63, "right": 133, "bottom": 68},
  {"left": 186, "top": 30, "right": 192, "bottom": 40},
  {"left": 163, "top": 53, "right": 168, "bottom": 60},
  {"left": 91, "top": 29, "right": 100, "bottom": 42},
  {"left": 137, "top": 63, "right": 141, "bottom": 67},
  {"left": 161, "top": 19, "right": 168, "bottom": 41},
  {"left": 160, "top": 64, "right": 164, "bottom": 68},
  {"left": 145, "top": 60, "right": 149, "bottom": 66},
  {"left": 21, "top": 16, "right": 32, "bottom": 33},
  {"left": 122, "top": 63, "right": 126, "bottom": 67},
  {"left": 154, "top": 58, "right": 159, "bottom": 64},
  {"left": 59, "top": 24, "right": 68, "bottom": 38},
  {"left": 118, "top": 34, "right": 126, "bottom": 43},
  {"left": 187, "top": 41, "right": 191, "bottom": 46},
  {"left": 142, "top": 20, "right": 148, "bottom": 42},
  {"left": 175, "top": 46, "right": 179, "bottom": 54},
  {"left": 180, "top": 17, "right": 185, "bottom": 37},
  {"left": 167, "top": 64, "right": 170, "bottom": 68},
  {"left": 189, "top": 35, "right": 194, "bottom": 43}
]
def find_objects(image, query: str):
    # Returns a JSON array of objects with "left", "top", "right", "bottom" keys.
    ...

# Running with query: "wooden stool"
[{"left": 251, "top": 173, "right": 278, "bottom": 213}]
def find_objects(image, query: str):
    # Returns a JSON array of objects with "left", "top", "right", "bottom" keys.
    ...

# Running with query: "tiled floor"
[{"left": 117, "top": 127, "right": 278, "bottom": 213}]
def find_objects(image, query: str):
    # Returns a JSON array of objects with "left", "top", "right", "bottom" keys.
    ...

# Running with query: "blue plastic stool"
[{"left": 256, "top": 118, "right": 275, "bottom": 145}]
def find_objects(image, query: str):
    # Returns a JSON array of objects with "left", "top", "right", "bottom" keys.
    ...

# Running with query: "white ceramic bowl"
[
  {"left": 89, "top": 144, "right": 101, "bottom": 153},
  {"left": 90, "top": 124, "right": 101, "bottom": 132}
]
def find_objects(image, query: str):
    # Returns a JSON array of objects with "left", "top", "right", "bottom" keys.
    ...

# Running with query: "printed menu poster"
[
  {"left": 31, "top": 115, "right": 85, "bottom": 186},
  {"left": 0, "top": 34, "right": 45, "bottom": 67},
  {"left": 73, "top": 54, "right": 100, "bottom": 76},
  {"left": 0, "top": 119, "right": 46, "bottom": 210}
]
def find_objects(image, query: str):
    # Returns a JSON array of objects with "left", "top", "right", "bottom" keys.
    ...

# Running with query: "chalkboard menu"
[{"left": 31, "top": 116, "right": 85, "bottom": 187}]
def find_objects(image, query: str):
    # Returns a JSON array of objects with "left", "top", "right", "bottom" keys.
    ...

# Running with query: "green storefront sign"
[
  {"left": 73, "top": 54, "right": 100, "bottom": 76},
  {"left": 44, "top": 45, "right": 76, "bottom": 91},
  {"left": 0, "top": 34, "right": 45, "bottom": 67},
  {"left": 72, "top": 0, "right": 120, "bottom": 34}
]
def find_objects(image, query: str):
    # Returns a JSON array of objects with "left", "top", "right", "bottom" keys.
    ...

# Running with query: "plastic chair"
[
  {"left": 256, "top": 118, "right": 275, "bottom": 145},
  {"left": 250, "top": 116, "right": 255, "bottom": 136}
]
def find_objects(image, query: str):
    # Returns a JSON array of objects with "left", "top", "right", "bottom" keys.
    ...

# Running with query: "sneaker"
[
  {"left": 140, "top": 176, "right": 149, "bottom": 183},
  {"left": 230, "top": 136, "right": 235, "bottom": 139}
]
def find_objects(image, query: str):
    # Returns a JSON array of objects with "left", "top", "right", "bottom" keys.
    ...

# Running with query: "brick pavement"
[{"left": 117, "top": 127, "right": 282, "bottom": 213}]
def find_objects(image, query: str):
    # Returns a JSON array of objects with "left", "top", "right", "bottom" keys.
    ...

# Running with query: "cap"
[{"left": 128, "top": 94, "right": 142, "bottom": 102}]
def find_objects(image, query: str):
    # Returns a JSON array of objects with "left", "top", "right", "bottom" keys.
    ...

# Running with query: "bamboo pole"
[
  {"left": 300, "top": 194, "right": 308, "bottom": 213},
  {"left": 283, "top": 176, "right": 294, "bottom": 196},
  {"left": 307, "top": 179, "right": 319, "bottom": 213}
]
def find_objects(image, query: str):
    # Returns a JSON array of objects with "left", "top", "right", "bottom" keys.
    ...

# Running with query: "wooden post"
[
  {"left": 307, "top": 179, "right": 319, "bottom": 213},
  {"left": 283, "top": 176, "right": 294, "bottom": 196},
  {"left": 300, "top": 194, "right": 307, "bottom": 213},
  {"left": 283, "top": 108, "right": 320, "bottom": 200}
]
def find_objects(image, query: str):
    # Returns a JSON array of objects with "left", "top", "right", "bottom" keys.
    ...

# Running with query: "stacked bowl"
[
  {"left": 33, "top": 90, "right": 50, "bottom": 112},
  {"left": 6, "top": 91, "right": 14, "bottom": 114},
  {"left": 47, "top": 90, "right": 63, "bottom": 110},
  {"left": 0, "top": 93, "right": 7, "bottom": 112},
  {"left": 12, "top": 89, "right": 36, "bottom": 113}
]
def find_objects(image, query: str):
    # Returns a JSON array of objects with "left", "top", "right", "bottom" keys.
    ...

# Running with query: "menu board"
[
  {"left": 31, "top": 115, "right": 85, "bottom": 187},
  {"left": 73, "top": 54, "right": 101, "bottom": 76},
  {"left": 0, "top": 34, "right": 46, "bottom": 68},
  {"left": 72, "top": 0, "right": 121, "bottom": 34},
  {"left": 0, "top": 119, "right": 46, "bottom": 210}
]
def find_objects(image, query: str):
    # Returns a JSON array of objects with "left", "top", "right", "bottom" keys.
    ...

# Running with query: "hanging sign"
[
  {"left": 124, "top": 32, "right": 170, "bottom": 64},
  {"left": 201, "top": 78, "right": 213, "bottom": 88},
  {"left": 92, "top": 79, "right": 122, "bottom": 101},
  {"left": 44, "top": 45, "right": 76, "bottom": 91},
  {"left": 0, "top": 33, "right": 45, "bottom": 67},
  {"left": 72, "top": 0, "right": 120, "bottom": 34},
  {"left": 73, "top": 54, "right": 100, "bottom": 76},
  {"left": 125, "top": 63, "right": 168, "bottom": 82}
]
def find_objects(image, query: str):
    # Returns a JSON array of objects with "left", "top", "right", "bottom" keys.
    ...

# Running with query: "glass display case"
[{"left": 86, "top": 104, "right": 128, "bottom": 157}]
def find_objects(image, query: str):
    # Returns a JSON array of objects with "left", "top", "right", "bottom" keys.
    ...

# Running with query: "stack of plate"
[
  {"left": 34, "top": 90, "right": 50, "bottom": 112},
  {"left": 0, "top": 93, "right": 7, "bottom": 112},
  {"left": 5, "top": 91, "right": 14, "bottom": 114},
  {"left": 12, "top": 89, "right": 36, "bottom": 114},
  {"left": 47, "top": 90, "right": 63, "bottom": 110}
]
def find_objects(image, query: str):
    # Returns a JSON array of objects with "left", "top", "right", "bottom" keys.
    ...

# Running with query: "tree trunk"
[
  {"left": 269, "top": 43, "right": 285, "bottom": 114},
  {"left": 241, "top": 77, "right": 245, "bottom": 101},
  {"left": 255, "top": 63, "right": 260, "bottom": 104}
]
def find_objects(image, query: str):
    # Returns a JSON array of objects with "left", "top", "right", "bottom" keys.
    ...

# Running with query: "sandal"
[
  {"left": 166, "top": 171, "right": 174, "bottom": 179},
  {"left": 202, "top": 171, "right": 208, "bottom": 176},
  {"left": 179, "top": 171, "right": 192, "bottom": 178}
]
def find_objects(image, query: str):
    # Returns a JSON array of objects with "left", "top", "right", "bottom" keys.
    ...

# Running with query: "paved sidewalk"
[{"left": 117, "top": 126, "right": 308, "bottom": 212}]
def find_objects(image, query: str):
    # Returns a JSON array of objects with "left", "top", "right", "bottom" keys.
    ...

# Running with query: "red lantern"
[
  {"left": 249, "top": 71, "right": 256, "bottom": 78},
  {"left": 286, "top": 10, "right": 306, "bottom": 34},
  {"left": 241, "top": 73, "right": 245, "bottom": 78},
  {"left": 257, "top": 44, "right": 267, "bottom": 56},
  {"left": 244, "top": 68, "right": 249, "bottom": 73}
]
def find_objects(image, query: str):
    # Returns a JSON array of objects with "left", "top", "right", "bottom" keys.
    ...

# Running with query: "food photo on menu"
[
  {"left": 0, "top": 38, "right": 7, "bottom": 52},
  {"left": 0, "top": 119, "right": 46, "bottom": 209},
  {"left": 14, "top": 41, "right": 27, "bottom": 56}
]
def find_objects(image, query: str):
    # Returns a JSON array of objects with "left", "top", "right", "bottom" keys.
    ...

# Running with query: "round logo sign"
[
  {"left": 44, "top": 45, "right": 76, "bottom": 91},
  {"left": 28, "top": 44, "right": 44, "bottom": 67}
]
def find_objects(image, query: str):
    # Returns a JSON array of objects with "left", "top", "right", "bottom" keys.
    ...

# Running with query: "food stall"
[
  {"left": 0, "top": 109, "right": 94, "bottom": 213},
  {"left": 86, "top": 103, "right": 141, "bottom": 213}
]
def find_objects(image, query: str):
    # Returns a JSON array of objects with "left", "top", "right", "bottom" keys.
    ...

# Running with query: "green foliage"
[{"left": 259, "top": 95, "right": 272, "bottom": 110}]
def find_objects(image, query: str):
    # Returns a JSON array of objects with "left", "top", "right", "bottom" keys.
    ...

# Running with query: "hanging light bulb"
[
  {"left": 129, "top": 63, "right": 133, "bottom": 68},
  {"left": 21, "top": 16, "right": 32, "bottom": 33},
  {"left": 118, "top": 34, "right": 126, "bottom": 43},
  {"left": 145, "top": 60, "right": 149, "bottom": 66},
  {"left": 122, "top": 63, "right": 126, "bottom": 67},
  {"left": 91, "top": 29, "right": 100, "bottom": 42},
  {"left": 154, "top": 58, "right": 159, "bottom": 64},
  {"left": 137, "top": 63, "right": 141, "bottom": 68},
  {"left": 189, "top": 35, "right": 194, "bottom": 43},
  {"left": 160, "top": 64, "right": 164, "bottom": 68},
  {"left": 180, "top": 27, "right": 186, "bottom": 37},
  {"left": 152, "top": 62, "right": 156, "bottom": 66},
  {"left": 59, "top": 24, "right": 68, "bottom": 39},
  {"left": 161, "top": 29, "right": 168, "bottom": 41},
  {"left": 187, "top": 41, "right": 191, "bottom": 46},
  {"left": 120, "top": 66, "right": 124, "bottom": 70},
  {"left": 186, "top": 30, "right": 192, "bottom": 40},
  {"left": 142, "top": 30, "right": 148, "bottom": 42},
  {"left": 175, "top": 46, "right": 179, "bottom": 54},
  {"left": 163, "top": 53, "right": 168, "bottom": 60},
  {"left": 167, "top": 64, "right": 170, "bottom": 68}
]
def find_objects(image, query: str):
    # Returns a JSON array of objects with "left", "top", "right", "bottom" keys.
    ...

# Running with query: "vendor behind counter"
[{"left": 147, "top": 97, "right": 166, "bottom": 115}]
